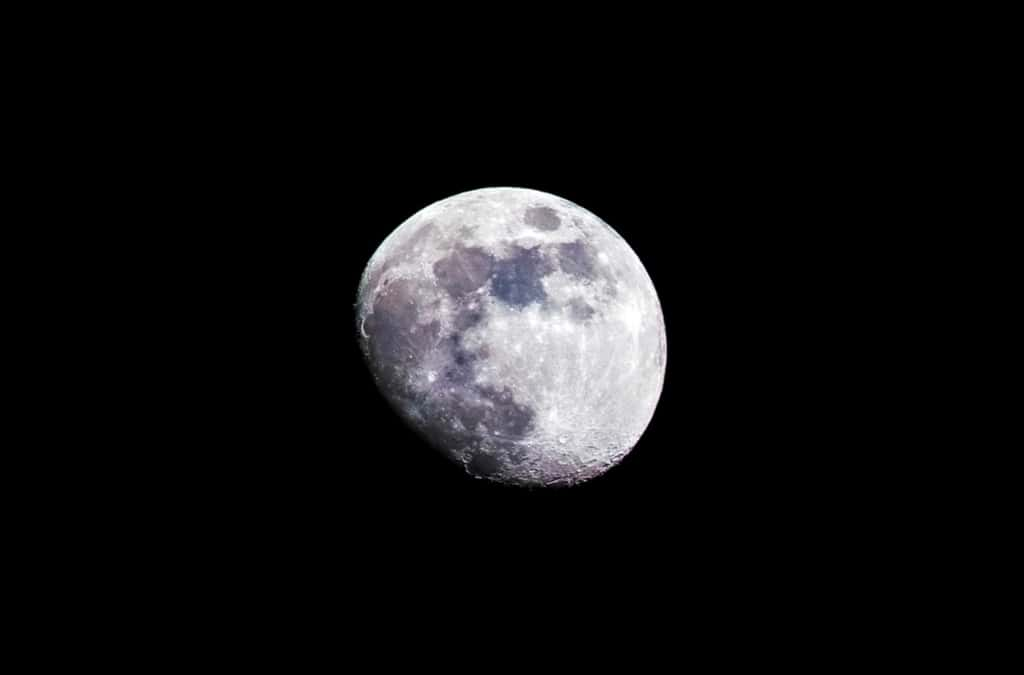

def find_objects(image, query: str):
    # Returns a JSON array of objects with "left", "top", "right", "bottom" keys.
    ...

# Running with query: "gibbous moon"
[{"left": 356, "top": 187, "right": 666, "bottom": 487}]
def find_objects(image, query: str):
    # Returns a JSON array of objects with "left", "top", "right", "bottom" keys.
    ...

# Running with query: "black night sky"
[
  {"left": 57, "top": 7, "right": 932, "bottom": 660},
  {"left": 153, "top": 28, "right": 884, "bottom": 622},
  {"left": 218, "top": 84, "right": 861, "bottom": 575}
]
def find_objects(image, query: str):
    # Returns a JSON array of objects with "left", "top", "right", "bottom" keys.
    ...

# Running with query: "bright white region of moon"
[{"left": 355, "top": 187, "right": 667, "bottom": 487}]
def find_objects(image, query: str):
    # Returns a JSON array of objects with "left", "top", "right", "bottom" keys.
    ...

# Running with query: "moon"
[{"left": 356, "top": 187, "right": 666, "bottom": 487}]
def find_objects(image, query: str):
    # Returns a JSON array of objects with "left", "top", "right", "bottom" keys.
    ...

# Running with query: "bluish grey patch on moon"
[
  {"left": 433, "top": 246, "right": 495, "bottom": 297},
  {"left": 490, "top": 245, "right": 554, "bottom": 308},
  {"left": 441, "top": 334, "right": 479, "bottom": 385},
  {"left": 367, "top": 279, "right": 437, "bottom": 362},
  {"left": 364, "top": 279, "right": 440, "bottom": 393},
  {"left": 567, "top": 297, "right": 596, "bottom": 321},
  {"left": 557, "top": 240, "right": 598, "bottom": 280},
  {"left": 453, "top": 306, "right": 485, "bottom": 330},
  {"left": 524, "top": 206, "right": 561, "bottom": 231}
]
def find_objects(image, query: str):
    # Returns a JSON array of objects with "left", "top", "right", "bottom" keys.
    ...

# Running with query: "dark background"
[
  {"left": 120, "top": 17, "right": 900, "bottom": 624},
  {"left": 192, "top": 72, "right": 868, "bottom": 583},
  {"left": 24, "top": 7, "right": 958, "bottom": 661}
]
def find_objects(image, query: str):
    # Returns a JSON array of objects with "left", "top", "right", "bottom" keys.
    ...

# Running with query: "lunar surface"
[{"left": 356, "top": 187, "right": 666, "bottom": 487}]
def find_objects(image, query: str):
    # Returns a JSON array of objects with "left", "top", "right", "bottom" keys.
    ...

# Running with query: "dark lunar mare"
[
  {"left": 441, "top": 333, "right": 479, "bottom": 385},
  {"left": 433, "top": 246, "right": 495, "bottom": 298},
  {"left": 555, "top": 239, "right": 619, "bottom": 294},
  {"left": 364, "top": 278, "right": 440, "bottom": 394},
  {"left": 453, "top": 305, "right": 485, "bottom": 331},
  {"left": 557, "top": 240, "right": 598, "bottom": 280},
  {"left": 524, "top": 206, "right": 561, "bottom": 231},
  {"left": 490, "top": 245, "right": 555, "bottom": 308},
  {"left": 475, "top": 385, "right": 535, "bottom": 440},
  {"left": 408, "top": 314, "right": 537, "bottom": 479}
]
